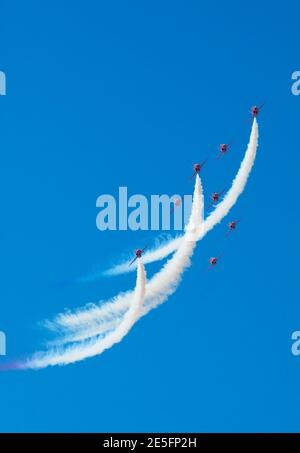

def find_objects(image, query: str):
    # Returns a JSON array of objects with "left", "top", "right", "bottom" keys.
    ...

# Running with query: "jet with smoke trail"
[
  {"left": 47, "top": 118, "right": 258, "bottom": 343},
  {"left": 11, "top": 259, "right": 146, "bottom": 369}
]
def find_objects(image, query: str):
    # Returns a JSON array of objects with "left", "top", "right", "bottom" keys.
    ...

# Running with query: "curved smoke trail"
[
  {"left": 18, "top": 259, "right": 146, "bottom": 369},
  {"left": 46, "top": 174, "right": 203, "bottom": 347},
  {"left": 48, "top": 118, "right": 258, "bottom": 341},
  {"left": 104, "top": 119, "right": 259, "bottom": 276}
]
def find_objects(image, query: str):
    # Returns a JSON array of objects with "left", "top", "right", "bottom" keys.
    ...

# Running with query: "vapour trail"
[
  {"left": 104, "top": 119, "right": 259, "bottom": 277},
  {"left": 48, "top": 118, "right": 258, "bottom": 339},
  {"left": 103, "top": 237, "right": 182, "bottom": 276},
  {"left": 23, "top": 173, "right": 201, "bottom": 366},
  {"left": 45, "top": 175, "right": 203, "bottom": 348},
  {"left": 18, "top": 259, "right": 146, "bottom": 369}
]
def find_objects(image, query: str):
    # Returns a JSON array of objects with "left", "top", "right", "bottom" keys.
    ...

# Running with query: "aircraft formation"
[{"left": 131, "top": 105, "right": 263, "bottom": 269}]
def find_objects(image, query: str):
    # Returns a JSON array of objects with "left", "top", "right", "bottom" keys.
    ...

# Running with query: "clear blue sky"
[{"left": 0, "top": 0, "right": 300, "bottom": 433}]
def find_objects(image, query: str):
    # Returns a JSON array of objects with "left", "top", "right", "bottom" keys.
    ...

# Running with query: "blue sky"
[{"left": 0, "top": 0, "right": 300, "bottom": 432}]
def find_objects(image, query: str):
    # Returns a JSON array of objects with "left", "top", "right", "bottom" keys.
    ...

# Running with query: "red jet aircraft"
[
  {"left": 217, "top": 142, "right": 232, "bottom": 159},
  {"left": 228, "top": 220, "right": 240, "bottom": 231},
  {"left": 209, "top": 256, "right": 220, "bottom": 268},
  {"left": 251, "top": 103, "right": 265, "bottom": 118},
  {"left": 207, "top": 190, "right": 225, "bottom": 209},
  {"left": 226, "top": 220, "right": 240, "bottom": 236},
  {"left": 191, "top": 160, "right": 206, "bottom": 178},
  {"left": 129, "top": 247, "right": 147, "bottom": 266}
]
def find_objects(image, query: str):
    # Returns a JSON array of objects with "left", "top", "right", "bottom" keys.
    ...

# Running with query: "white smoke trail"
[
  {"left": 48, "top": 119, "right": 258, "bottom": 339},
  {"left": 21, "top": 259, "right": 146, "bottom": 369},
  {"left": 104, "top": 119, "right": 259, "bottom": 276},
  {"left": 46, "top": 175, "right": 203, "bottom": 347},
  {"left": 104, "top": 237, "right": 182, "bottom": 276},
  {"left": 21, "top": 175, "right": 201, "bottom": 367}
]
